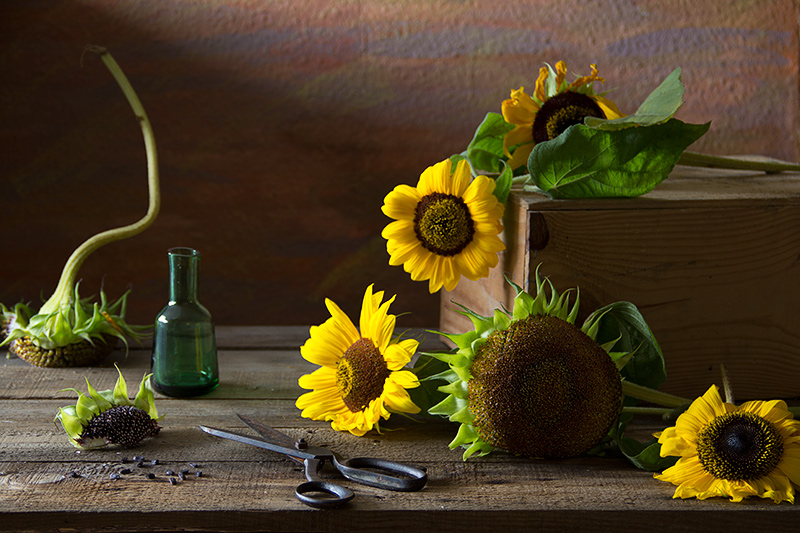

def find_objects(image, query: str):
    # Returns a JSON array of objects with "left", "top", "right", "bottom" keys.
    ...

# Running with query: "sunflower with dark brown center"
[
  {"left": 296, "top": 285, "right": 421, "bottom": 436},
  {"left": 428, "top": 269, "right": 629, "bottom": 460},
  {"left": 501, "top": 61, "right": 625, "bottom": 170},
  {"left": 655, "top": 385, "right": 800, "bottom": 503},
  {"left": 382, "top": 158, "right": 505, "bottom": 293}
]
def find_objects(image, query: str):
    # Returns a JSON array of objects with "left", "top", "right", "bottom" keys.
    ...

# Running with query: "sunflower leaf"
[
  {"left": 585, "top": 68, "right": 684, "bottom": 130},
  {"left": 618, "top": 437, "right": 678, "bottom": 471},
  {"left": 493, "top": 160, "right": 513, "bottom": 205},
  {"left": 465, "top": 112, "right": 514, "bottom": 174},
  {"left": 528, "top": 119, "right": 710, "bottom": 198},
  {"left": 408, "top": 353, "right": 450, "bottom": 412},
  {"left": 589, "top": 301, "right": 667, "bottom": 390}
]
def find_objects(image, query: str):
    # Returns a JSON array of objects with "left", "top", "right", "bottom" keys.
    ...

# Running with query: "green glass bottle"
[{"left": 151, "top": 247, "right": 219, "bottom": 397}]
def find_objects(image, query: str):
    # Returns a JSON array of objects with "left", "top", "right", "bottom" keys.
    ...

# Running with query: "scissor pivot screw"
[{"left": 295, "top": 438, "right": 308, "bottom": 450}]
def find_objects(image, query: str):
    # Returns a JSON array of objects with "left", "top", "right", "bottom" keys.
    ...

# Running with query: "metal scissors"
[{"left": 199, "top": 414, "right": 427, "bottom": 509}]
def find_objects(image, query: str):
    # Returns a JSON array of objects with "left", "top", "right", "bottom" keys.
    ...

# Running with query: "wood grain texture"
[
  {"left": 441, "top": 168, "right": 800, "bottom": 399},
  {"left": 1, "top": 0, "right": 798, "bottom": 330},
  {"left": 1, "top": 326, "right": 798, "bottom": 532}
]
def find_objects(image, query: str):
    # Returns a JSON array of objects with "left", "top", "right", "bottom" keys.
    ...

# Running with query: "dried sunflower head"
[
  {"left": 429, "top": 269, "right": 630, "bottom": 460},
  {"left": 55, "top": 366, "right": 162, "bottom": 449}
]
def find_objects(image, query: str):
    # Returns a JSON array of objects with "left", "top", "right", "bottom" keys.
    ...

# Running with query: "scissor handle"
[
  {"left": 295, "top": 480, "right": 354, "bottom": 509},
  {"left": 333, "top": 456, "right": 427, "bottom": 492},
  {"left": 296, "top": 458, "right": 355, "bottom": 509}
]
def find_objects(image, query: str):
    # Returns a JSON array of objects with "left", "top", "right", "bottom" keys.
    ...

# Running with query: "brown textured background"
[{"left": 1, "top": 0, "right": 798, "bottom": 329}]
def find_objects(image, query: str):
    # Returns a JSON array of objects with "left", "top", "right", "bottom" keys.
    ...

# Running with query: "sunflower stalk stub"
[{"left": 2, "top": 47, "right": 159, "bottom": 359}]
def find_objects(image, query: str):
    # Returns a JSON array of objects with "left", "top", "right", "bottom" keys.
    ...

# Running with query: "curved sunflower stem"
[
  {"left": 678, "top": 151, "right": 800, "bottom": 173},
  {"left": 38, "top": 47, "right": 160, "bottom": 316},
  {"left": 622, "top": 381, "right": 690, "bottom": 409}
]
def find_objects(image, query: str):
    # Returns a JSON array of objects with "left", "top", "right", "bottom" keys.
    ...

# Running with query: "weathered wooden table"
[{"left": 1, "top": 326, "right": 797, "bottom": 532}]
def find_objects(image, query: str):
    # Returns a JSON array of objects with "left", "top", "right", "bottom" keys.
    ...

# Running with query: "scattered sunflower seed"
[
  {"left": 180, "top": 469, "right": 190, "bottom": 476},
  {"left": 120, "top": 468, "right": 132, "bottom": 475},
  {"left": 109, "top": 473, "right": 121, "bottom": 480},
  {"left": 178, "top": 472, "right": 185, "bottom": 481},
  {"left": 195, "top": 471, "right": 203, "bottom": 478},
  {"left": 69, "top": 472, "right": 81, "bottom": 478},
  {"left": 132, "top": 455, "right": 144, "bottom": 462},
  {"left": 150, "top": 459, "right": 159, "bottom": 465},
  {"left": 121, "top": 457, "right": 130, "bottom": 464},
  {"left": 136, "top": 461, "right": 145, "bottom": 468},
  {"left": 165, "top": 469, "right": 175, "bottom": 476},
  {"left": 147, "top": 473, "right": 156, "bottom": 479},
  {"left": 189, "top": 462, "right": 200, "bottom": 468},
  {"left": 169, "top": 477, "right": 177, "bottom": 485}
]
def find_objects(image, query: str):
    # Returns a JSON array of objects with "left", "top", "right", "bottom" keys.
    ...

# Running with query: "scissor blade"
[
  {"left": 237, "top": 414, "right": 297, "bottom": 449},
  {"left": 198, "top": 425, "right": 314, "bottom": 461}
]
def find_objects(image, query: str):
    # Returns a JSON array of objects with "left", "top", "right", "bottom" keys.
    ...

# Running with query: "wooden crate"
[{"left": 439, "top": 165, "right": 800, "bottom": 400}]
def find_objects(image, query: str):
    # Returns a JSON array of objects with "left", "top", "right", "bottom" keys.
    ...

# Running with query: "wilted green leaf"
[{"left": 527, "top": 119, "right": 710, "bottom": 198}]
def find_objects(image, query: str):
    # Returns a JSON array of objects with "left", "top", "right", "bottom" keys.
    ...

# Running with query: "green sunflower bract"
[{"left": 427, "top": 269, "right": 632, "bottom": 460}]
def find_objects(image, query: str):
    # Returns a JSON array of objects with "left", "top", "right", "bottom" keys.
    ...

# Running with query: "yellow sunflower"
[
  {"left": 654, "top": 384, "right": 800, "bottom": 503},
  {"left": 296, "top": 285, "right": 421, "bottom": 436},
  {"left": 381, "top": 158, "right": 505, "bottom": 293},
  {"left": 502, "top": 60, "right": 626, "bottom": 169}
]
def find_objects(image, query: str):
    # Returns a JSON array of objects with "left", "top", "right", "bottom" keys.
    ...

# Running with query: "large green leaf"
[
  {"left": 527, "top": 119, "right": 710, "bottom": 198},
  {"left": 465, "top": 112, "right": 514, "bottom": 174},
  {"left": 585, "top": 68, "right": 684, "bottom": 130}
]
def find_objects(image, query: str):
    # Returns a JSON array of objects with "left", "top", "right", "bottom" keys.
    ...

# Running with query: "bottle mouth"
[{"left": 168, "top": 247, "right": 200, "bottom": 258}]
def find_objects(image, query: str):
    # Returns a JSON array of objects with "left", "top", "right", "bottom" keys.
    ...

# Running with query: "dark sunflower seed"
[
  {"left": 69, "top": 472, "right": 81, "bottom": 478},
  {"left": 195, "top": 471, "right": 203, "bottom": 478},
  {"left": 120, "top": 468, "right": 132, "bottom": 475},
  {"left": 150, "top": 459, "right": 159, "bottom": 465},
  {"left": 165, "top": 469, "right": 175, "bottom": 476},
  {"left": 120, "top": 457, "right": 130, "bottom": 464},
  {"left": 189, "top": 462, "right": 200, "bottom": 468},
  {"left": 178, "top": 472, "right": 185, "bottom": 481},
  {"left": 109, "top": 473, "right": 121, "bottom": 480},
  {"left": 132, "top": 455, "right": 144, "bottom": 462},
  {"left": 180, "top": 469, "right": 189, "bottom": 475},
  {"left": 169, "top": 477, "right": 177, "bottom": 485},
  {"left": 147, "top": 473, "right": 156, "bottom": 479},
  {"left": 136, "top": 461, "right": 145, "bottom": 468}
]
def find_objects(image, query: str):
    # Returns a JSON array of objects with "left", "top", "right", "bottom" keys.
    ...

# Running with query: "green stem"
[
  {"left": 678, "top": 151, "right": 800, "bottom": 173},
  {"left": 39, "top": 47, "right": 160, "bottom": 315},
  {"left": 621, "top": 406, "right": 675, "bottom": 416},
  {"left": 622, "top": 381, "right": 690, "bottom": 409}
]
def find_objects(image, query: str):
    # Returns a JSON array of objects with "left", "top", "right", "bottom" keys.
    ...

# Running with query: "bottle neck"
[{"left": 168, "top": 247, "right": 200, "bottom": 303}]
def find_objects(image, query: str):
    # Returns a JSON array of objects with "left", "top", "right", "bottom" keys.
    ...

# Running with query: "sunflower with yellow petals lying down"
[
  {"left": 296, "top": 285, "right": 421, "bottom": 436},
  {"left": 654, "top": 384, "right": 800, "bottom": 504},
  {"left": 501, "top": 60, "right": 625, "bottom": 170},
  {"left": 381, "top": 158, "right": 506, "bottom": 293}
]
